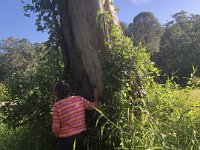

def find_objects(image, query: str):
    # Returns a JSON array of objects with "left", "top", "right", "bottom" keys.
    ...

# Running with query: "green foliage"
[
  {"left": 23, "top": 0, "right": 60, "bottom": 45},
  {"left": 0, "top": 125, "right": 54, "bottom": 150},
  {"left": 146, "top": 82, "right": 200, "bottom": 149},
  {"left": 120, "top": 22, "right": 130, "bottom": 37},
  {"left": 0, "top": 83, "right": 8, "bottom": 102},
  {"left": 86, "top": 21, "right": 200, "bottom": 149},
  {"left": 0, "top": 38, "right": 63, "bottom": 150},
  {"left": 187, "top": 66, "right": 200, "bottom": 87},
  {"left": 0, "top": 37, "right": 33, "bottom": 82},
  {"left": 153, "top": 11, "right": 200, "bottom": 85},
  {"left": 127, "top": 12, "right": 163, "bottom": 54}
]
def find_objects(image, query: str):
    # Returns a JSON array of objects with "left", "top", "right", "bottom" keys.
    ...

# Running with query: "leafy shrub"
[
  {"left": 0, "top": 41, "right": 62, "bottom": 150},
  {"left": 86, "top": 23, "right": 200, "bottom": 149}
]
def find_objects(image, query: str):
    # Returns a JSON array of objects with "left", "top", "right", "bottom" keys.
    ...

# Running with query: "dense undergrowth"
[{"left": 85, "top": 24, "right": 200, "bottom": 150}]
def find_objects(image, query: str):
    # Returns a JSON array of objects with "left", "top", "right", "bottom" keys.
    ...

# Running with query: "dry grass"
[
  {"left": 189, "top": 89, "right": 200, "bottom": 102},
  {"left": 186, "top": 88, "right": 200, "bottom": 109}
]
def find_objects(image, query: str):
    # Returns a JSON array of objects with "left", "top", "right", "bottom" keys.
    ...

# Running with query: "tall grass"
[{"left": 88, "top": 81, "right": 200, "bottom": 150}]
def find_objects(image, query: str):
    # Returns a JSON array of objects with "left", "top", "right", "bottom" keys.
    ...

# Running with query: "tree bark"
[{"left": 58, "top": 0, "right": 119, "bottom": 99}]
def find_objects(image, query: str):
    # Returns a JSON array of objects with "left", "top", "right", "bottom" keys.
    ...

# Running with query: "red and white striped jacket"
[{"left": 52, "top": 96, "right": 98, "bottom": 138}]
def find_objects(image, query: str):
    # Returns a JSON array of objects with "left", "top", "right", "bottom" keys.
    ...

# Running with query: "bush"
[{"left": 86, "top": 24, "right": 200, "bottom": 149}]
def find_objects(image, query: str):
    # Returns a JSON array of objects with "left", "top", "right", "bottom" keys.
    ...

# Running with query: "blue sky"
[
  {"left": 0, "top": 0, "right": 200, "bottom": 43},
  {"left": 0, "top": 0, "right": 47, "bottom": 43},
  {"left": 114, "top": 0, "right": 200, "bottom": 24}
]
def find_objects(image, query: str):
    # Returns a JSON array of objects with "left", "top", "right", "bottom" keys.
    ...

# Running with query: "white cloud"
[{"left": 130, "top": 0, "right": 152, "bottom": 5}]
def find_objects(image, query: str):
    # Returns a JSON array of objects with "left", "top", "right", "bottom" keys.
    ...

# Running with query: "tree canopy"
[
  {"left": 153, "top": 11, "right": 200, "bottom": 85},
  {"left": 127, "top": 12, "right": 163, "bottom": 54}
]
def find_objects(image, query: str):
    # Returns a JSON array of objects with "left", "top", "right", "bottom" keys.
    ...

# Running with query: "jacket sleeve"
[
  {"left": 52, "top": 104, "right": 61, "bottom": 136},
  {"left": 82, "top": 97, "right": 98, "bottom": 110}
]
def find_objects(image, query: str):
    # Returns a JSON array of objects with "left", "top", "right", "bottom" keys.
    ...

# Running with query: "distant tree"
[
  {"left": 130, "top": 12, "right": 163, "bottom": 54},
  {"left": 0, "top": 37, "right": 33, "bottom": 82},
  {"left": 172, "top": 10, "right": 189, "bottom": 25},
  {"left": 120, "top": 21, "right": 131, "bottom": 37},
  {"left": 154, "top": 11, "right": 200, "bottom": 85}
]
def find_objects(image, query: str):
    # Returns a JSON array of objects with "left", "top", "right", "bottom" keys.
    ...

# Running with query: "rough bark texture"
[{"left": 58, "top": 0, "right": 119, "bottom": 98}]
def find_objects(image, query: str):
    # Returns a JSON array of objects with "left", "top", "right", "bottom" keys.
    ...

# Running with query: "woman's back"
[{"left": 52, "top": 96, "right": 97, "bottom": 138}]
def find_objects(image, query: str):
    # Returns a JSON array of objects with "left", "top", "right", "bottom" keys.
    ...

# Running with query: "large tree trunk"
[{"left": 58, "top": 0, "right": 119, "bottom": 99}]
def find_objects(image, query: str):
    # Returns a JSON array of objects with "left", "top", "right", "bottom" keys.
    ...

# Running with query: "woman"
[{"left": 52, "top": 82, "right": 99, "bottom": 150}]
